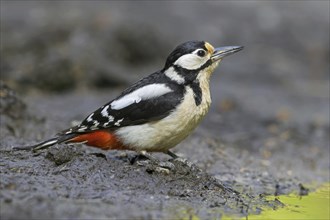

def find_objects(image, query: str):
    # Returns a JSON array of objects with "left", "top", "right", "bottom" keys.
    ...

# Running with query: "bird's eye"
[{"left": 197, "top": 50, "right": 206, "bottom": 57}]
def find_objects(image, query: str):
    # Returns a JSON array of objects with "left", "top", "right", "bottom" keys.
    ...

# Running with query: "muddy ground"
[{"left": 1, "top": 1, "right": 329, "bottom": 219}]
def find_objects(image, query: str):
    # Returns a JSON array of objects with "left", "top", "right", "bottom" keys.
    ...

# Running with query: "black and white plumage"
[
  {"left": 16, "top": 41, "right": 243, "bottom": 153},
  {"left": 71, "top": 73, "right": 185, "bottom": 133}
]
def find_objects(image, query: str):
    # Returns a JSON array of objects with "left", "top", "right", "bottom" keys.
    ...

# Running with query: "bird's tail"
[
  {"left": 13, "top": 133, "right": 77, "bottom": 151},
  {"left": 13, "top": 130, "right": 126, "bottom": 151}
]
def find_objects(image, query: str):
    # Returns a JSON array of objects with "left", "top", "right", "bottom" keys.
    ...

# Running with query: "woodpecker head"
[{"left": 163, "top": 41, "right": 243, "bottom": 82}]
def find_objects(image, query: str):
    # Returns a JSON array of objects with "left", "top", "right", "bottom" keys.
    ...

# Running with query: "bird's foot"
[
  {"left": 172, "top": 157, "right": 193, "bottom": 167},
  {"left": 128, "top": 150, "right": 196, "bottom": 174},
  {"left": 166, "top": 150, "right": 195, "bottom": 168},
  {"left": 129, "top": 151, "right": 175, "bottom": 173},
  {"left": 128, "top": 150, "right": 159, "bottom": 164}
]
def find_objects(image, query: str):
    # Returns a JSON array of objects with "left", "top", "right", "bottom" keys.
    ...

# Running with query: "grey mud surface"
[{"left": 1, "top": 1, "right": 329, "bottom": 219}]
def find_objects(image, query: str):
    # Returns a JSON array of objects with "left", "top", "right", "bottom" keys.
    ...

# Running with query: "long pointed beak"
[{"left": 211, "top": 46, "right": 244, "bottom": 62}]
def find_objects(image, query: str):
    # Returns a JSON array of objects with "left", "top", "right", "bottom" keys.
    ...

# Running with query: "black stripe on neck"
[
  {"left": 174, "top": 65, "right": 199, "bottom": 84},
  {"left": 190, "top": 81, "right": 202, "bottom": 106},
  {"left": 172, "top": 60, "right": 212, "bottom": 106}
]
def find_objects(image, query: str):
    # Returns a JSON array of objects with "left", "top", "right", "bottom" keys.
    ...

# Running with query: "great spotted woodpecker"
[{"left": 15, "top": 41, "right": 243, "bottom": 157}]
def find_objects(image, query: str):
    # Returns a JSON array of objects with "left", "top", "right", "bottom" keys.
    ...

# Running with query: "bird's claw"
[
  {"left": 129, "top": 151, "right": 176, "bottom": 173},
  {"left": 158, "top": 161, "right": 175, "bottom": 170}
]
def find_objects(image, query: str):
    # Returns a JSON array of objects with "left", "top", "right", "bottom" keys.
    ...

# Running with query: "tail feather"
[
  {"left": 13, "top": 133, "right": 77, "bottom": 151},
  {"left": 13, "top": 130, "right": 127, "bottom": 151}
]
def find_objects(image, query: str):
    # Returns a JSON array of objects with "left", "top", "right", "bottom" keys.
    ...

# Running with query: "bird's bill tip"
[{"left": 211, "top": 46, "right": 244, "bottom": 61}]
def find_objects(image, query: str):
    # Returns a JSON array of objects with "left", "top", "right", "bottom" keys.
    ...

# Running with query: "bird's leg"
[
  {"left": 166, "top": 150, "right": 179, "bottom": 159},
  {"left": 129, "top": 151, "right": 175, "bottom": 171},
  {"left": 166, "top": 150, "right": 192, "bottom": 167},
  {"left": 129, "top": 150, "right": 158, "bottom": 165},
  {"left": 140, "top": 150, "right": 157, "bottom": 160}
]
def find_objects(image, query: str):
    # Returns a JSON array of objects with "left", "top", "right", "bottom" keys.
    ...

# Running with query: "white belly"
[{"left": 115, "top": 86, "right": 211, "bottom": 152}]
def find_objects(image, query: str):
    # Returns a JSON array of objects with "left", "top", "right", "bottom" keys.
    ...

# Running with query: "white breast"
[{"left": 115, "top": 80, "right": 212, "bottom": 152}]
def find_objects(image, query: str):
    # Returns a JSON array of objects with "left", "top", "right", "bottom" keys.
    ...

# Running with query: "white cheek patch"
[
  {"left": 174, "top": 52, "right": 209, "bottom": 70},
  {"left": 111, "top": 84, "right": 173, "bottom": 110}
]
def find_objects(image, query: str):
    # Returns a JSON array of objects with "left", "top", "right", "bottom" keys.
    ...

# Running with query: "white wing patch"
[
  {"left": 100, "top": 105, "right": 114, "bottom": 123},
  {"left": 101, "top": 106, "right": 109, "bottom": 117},
  {"left": 114, "top": 118, "right": 124, "bottom": 126},
  {"left": 77, "top": 125, "right": 88, "bottom": 132},
  {"left": 110, "top": 84, "right": 173, "bottom": 110},
  {"left": 86, "top": 113, "right": 94, "bottom": 122}
]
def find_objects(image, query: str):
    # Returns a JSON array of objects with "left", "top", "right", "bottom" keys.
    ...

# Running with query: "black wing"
[{"left": 65, "top": 72, "right": 185, "bottom": 134}]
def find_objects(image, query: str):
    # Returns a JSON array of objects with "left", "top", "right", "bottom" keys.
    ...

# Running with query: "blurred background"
[{"left": 1, "top": 1, "right": 329, "bottom": 126}]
